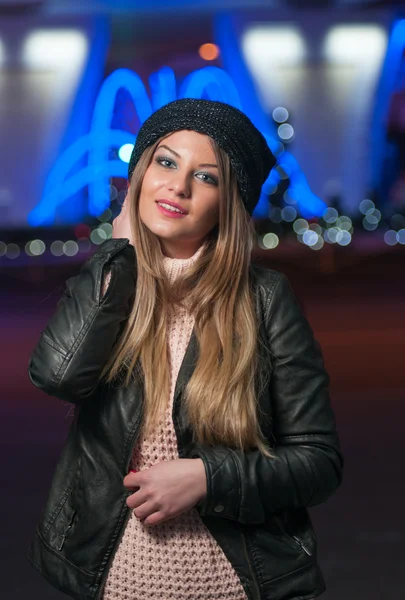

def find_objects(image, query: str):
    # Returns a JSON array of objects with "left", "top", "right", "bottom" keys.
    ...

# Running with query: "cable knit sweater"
[{"left": 101, "top": 245, "right": 248, "bottom": 600}]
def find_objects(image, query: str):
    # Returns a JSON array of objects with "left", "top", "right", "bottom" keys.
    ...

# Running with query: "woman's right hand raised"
[{"left": 112, "top": 195, "right": 134, "bottom": 246}]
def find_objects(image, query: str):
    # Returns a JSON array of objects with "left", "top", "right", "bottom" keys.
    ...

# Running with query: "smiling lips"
[{"left": 156, "top": 200, "right": 188, "bottom": 215}]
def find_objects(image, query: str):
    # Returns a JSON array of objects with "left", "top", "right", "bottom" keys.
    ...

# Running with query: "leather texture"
[{"left": 26, "top": 238, "right": 343, "bottom": 600}]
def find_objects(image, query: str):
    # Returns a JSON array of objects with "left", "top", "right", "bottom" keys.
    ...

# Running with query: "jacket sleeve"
[
  {"left": 28, "top": 238, "right": 136, "bottom": 404},
  {"left": 190, "top": 272, "right": 343, "bottom": 524}
]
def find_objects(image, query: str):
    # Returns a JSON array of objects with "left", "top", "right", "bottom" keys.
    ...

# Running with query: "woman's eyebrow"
[
  {"left": 157, "top": 144, "right": 180, "bottom": 158},
  {"left": 157, "top": 144, "right": 218, "bottom": 168}
]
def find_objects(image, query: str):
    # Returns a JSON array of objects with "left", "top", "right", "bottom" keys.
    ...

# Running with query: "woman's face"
[{"left": 138, "top": 130, "right": 220, "bottom": 258}]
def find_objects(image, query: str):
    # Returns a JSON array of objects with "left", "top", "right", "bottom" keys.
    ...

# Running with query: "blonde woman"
[{"left": 27, "top": 99, "right": 343, "bottom": 600}]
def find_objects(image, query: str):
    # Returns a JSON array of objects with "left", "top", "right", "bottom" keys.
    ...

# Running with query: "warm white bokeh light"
[
  {"left": 23, "top": 30, "right": 88, "bottom": 70},
  {"left": 242, "top": 26, "right": 306, "bottom": 67},
  {"left": 324, "top": 25, "right": 387, "bottom": 65}
]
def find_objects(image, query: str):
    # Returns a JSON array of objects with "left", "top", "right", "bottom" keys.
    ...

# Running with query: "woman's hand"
[
  {"left": 123, "top": 459, "right": 207, "bottom": 526},
  {"left": 112, "top": 193, "right": 134, "bottom": 245}
]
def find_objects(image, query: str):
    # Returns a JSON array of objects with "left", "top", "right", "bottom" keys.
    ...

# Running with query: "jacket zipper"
[
  {"left": 240, "top": 530, "right": 261, "bottom": 600},
  {"left": 94, "top": 412, "right": 143, "bottom": 600},
  {"left": 272, "top": 516, "right": 312, "bottom": 557},
  {"left": 58, "top": 509, "right": 76, "bottom": 551},
  {"left": 291, "top": 535, "right": 312, "bottom": 556},
  {"left": 94, "top": 503, "right": 131, "bottom": 600}
]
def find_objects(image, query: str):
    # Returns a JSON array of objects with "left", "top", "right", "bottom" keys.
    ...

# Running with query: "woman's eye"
[
  {"left": 156, "top": 156, "right": 175, "bottom": 168},
  {"left": 197, "top": 172, "right": 218, "bottom": 185}
]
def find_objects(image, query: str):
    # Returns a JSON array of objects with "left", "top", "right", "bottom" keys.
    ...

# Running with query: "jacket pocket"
[
  {"left": 56, "top": 507, "right": 77, "bottom": 551},
  {"left": 42, "top": 457, "right": 82, "bottom": 552}
]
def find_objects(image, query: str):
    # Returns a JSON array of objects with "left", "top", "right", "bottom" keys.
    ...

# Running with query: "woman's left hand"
[{"left": 123, "top": 459, "right": 207, "bottom": 526}]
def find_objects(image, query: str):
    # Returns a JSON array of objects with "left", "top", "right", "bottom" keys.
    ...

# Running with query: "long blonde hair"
[{"left": 100, "top": 134, "right": 273, "bottom": 457}]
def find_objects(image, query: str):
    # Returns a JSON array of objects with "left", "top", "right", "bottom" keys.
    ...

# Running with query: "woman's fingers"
[
  {"left": 132, "top": 499, "right": 161, "bottom": 522},
  {"left": 125, "top": 488, "right": 144, "bottom": 509},
  {"left": 142, "top": 511, "right": 168, "bottom": 527},
  {"left": 112, "top": 199, "right": 133, "bottom": 243}
]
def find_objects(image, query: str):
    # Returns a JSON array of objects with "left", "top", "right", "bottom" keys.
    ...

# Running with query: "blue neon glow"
[
  {"left": 213, "top": 12, "right": 326, "bottom": 218},
  {"left": 29, "top": 59, "right": 326, "bottom": 225},
  {"left": 370, "top": 19, "right": 405, "bottom": 198},
  {"left": 180, "top": 66, "right": 243, "bottom": 108}
]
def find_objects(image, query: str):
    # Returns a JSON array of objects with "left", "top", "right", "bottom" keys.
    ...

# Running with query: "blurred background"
[{"left": 1, "top": 0, "right": 404, "bottom": 598}]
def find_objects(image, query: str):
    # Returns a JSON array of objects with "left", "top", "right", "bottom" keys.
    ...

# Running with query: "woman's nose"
[{"left": 168, "top": 173, "right": 191, "bottom": 197}]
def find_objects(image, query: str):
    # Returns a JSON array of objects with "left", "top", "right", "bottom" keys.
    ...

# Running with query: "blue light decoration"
[
  {"left": 28, "top": 58, "right": 326, "bottom": 226},
  {"left": 370, "top": 19, "right": 405, "bottom": 203}
]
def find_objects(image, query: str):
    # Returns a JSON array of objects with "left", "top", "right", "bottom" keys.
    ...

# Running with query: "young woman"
[{"left": 26, "top": 99, "right": 343, "bottom": 600}]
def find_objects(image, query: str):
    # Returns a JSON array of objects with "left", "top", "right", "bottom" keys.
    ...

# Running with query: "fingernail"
[{"left": 129, "top": 469, "right": 137, "bottom": 473}]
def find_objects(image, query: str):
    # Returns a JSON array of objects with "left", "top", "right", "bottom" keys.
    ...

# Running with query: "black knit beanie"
[{"left": 127, "top": 98, "right": 276, "bottom": 215}]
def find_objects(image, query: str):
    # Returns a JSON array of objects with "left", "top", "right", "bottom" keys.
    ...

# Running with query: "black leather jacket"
[{"left": 26, "top": 238, "right": 343, "bottom": 600}]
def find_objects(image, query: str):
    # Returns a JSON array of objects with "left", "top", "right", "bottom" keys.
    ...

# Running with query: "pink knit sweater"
[{"left": 101, "top": 246, "right": 248, "bottom": 600}]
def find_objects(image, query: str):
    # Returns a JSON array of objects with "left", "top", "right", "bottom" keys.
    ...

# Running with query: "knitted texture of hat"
[{"left": 127, "top": 99, "right": 276, "bottom": 215}]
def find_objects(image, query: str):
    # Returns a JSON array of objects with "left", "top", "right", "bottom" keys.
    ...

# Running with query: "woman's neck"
[{"left": 160, "top": 239, "right": 206, "bottom": 259}]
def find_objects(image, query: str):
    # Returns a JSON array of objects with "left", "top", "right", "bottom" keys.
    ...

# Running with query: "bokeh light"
[
  {"left": 269, "top": 207, "right": 283, "bottom": 223},
  {"left": 117, "top": 190, "right": 127, "bottom": 206},
  {"left": 28, "top": 239, "right": 46, "bottom": 256},
  {"left": 50, "top": 241, "right": 64, "bottom": 256},
  {"left": 199, "top": 43, "right": 220, "bottom": 61},
  {"left": 359, "top": 199, "right": 375, "bottom": 215},
  {"left": 272, "top": 107, "right": 289, "bottom": 123},
  {"left": 5, "top": 244, "right": 20, "bottom": 259},
  {"left": 293, "top": 219, "right": 309, "bottom": 234},
  {"left": 118, "top": 143, "right": 134, "bottom": 163},
  {"left": 277, "top": 123, "right": 294, "bottom": 142},
  {"left": 283, "top": 191, "right": 297, "bottom": 205},
  {"left": 276, "top": 164, "right": 291, "bottom": 180},
  {"left": 323, "top": 207, "right": 339, "bottom": 224},
  {"left": 384, "top": 230, "right": 398, "bottom": 246},
  {"left": 98, "top": 222, "right": 113, "bottom": 239},
  {"left": 110, "top": 185, "right": 118, "bottom": 202},
  {"left": 260, "top": 233, "right": 279, "bottom": 250},
  {"left": 281, "top": 206, "right": 297, "bottom": 222},
  {"left": 309, "top": 223, "right": 323, "bottom": 235},
  {"left": 90, "top": 228, "right": 108, "bottom": 245},
  {"left": 336, "top": 230, "right": 352, "bottom": 246},
  {"left": 98, "top": 208, "right": 113, "bottom": 222},
  {"left": 303, "top": 230, "right": 318, "bottom": 247},
  {"left": 62, "top": 241, "right": 79, "bottom": 256},
  {"left": 363, "top": 218, "right": 378, "bottom": 231},
  {"left": 309, "top": 236, "right": 324, "bottom": 251},
  {"left": 336, "top": 216, "right": 352, "bottom": 231},
  {"left": 324, "top": 227, "right": 339, "bottom": 243},
  {"left": 390, "top": 214, "right": 405, "bottom": 229},
  {"left": 396, "top": 229, "right": 405, "bottom": 245}
]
